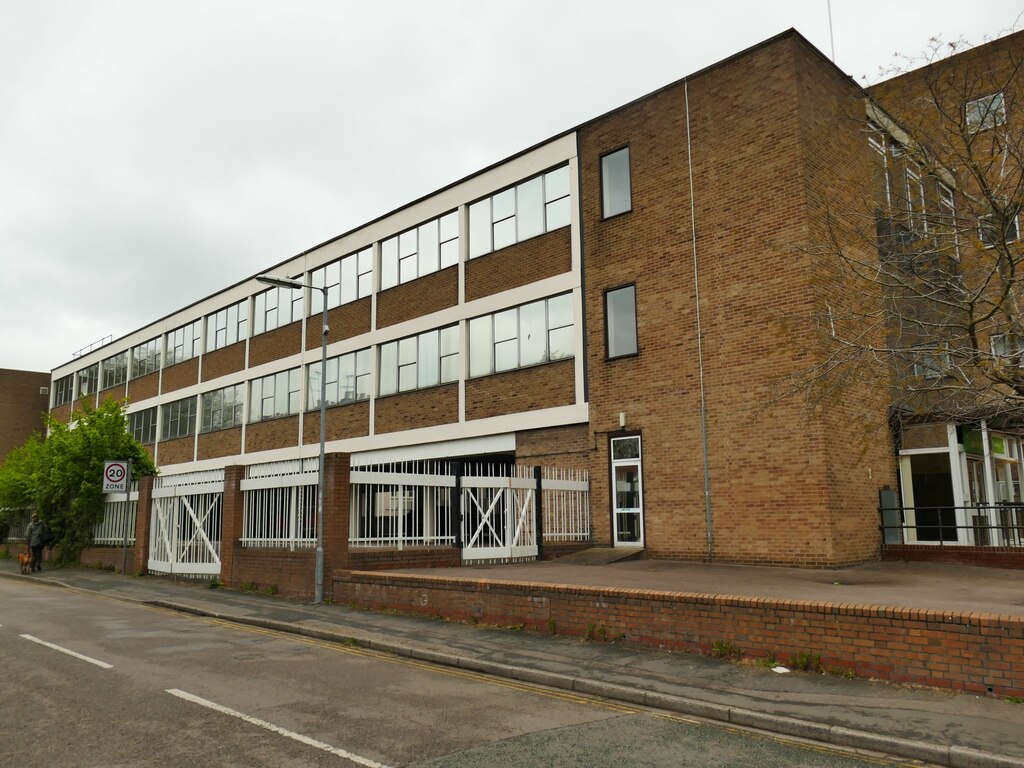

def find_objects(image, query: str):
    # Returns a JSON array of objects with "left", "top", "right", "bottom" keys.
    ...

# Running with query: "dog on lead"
[{"left": 18, "top": 550, "right": 32, "bottom": 574}]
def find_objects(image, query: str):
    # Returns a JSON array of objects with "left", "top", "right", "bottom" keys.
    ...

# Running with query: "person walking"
[{"left": 25, "top": 513, "right": 46, "bottom": 572}]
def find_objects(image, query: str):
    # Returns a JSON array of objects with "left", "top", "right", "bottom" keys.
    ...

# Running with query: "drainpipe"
[{"left": 684, "top": 79, "right": 714, "bottom": 561}]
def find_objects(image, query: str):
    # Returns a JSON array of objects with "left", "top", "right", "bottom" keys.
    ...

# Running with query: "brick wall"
[
  {"left": 49, "top": 402, "right": 73, "bottom": 424},
  {"left": 333, "top": 570, "right": 1024, "bottom": 697},
  {"left": 249, "top": 322, "right": 303, "bottom": 368},
  {"left": 302, "top": 400, "right": 370, "bottom": 443},
  {"left": 883, "top": 545, "right": 1024, "bottom": 569},
  {"left": 0, "top": 369, "right": 49, "bottom": 461},
  {"left": 201, "top": 341, "right": 246, "bottom": 382},
  {"left": 465, "top": 227, "right": 572, "bottom": 302},
  {"left": 375, "top": 384, "right": 458, "bottom": 434},
  {"left": 348, "top": 546, "right": 461, "bottom": 571},
  {"left": 197, "top": 427, "right": 243, "bottom": 460},
  {"left": 97, "top": 383, "right": 128, "bottom": 405},
  {"left": 231, "top": 549, "right": 316, "bottom": 599},
  {"left": 377, "top": 267, "right": 458, "bottom": 329},
  {"left": 466, "top": 359, "right": 575, "bottom": 421},
  {"left": 158, "top": 435, "right": 195, "bottom": 465},
  {"left": 307, "top": 297, "right": 372, "bottom": 349},
  {"left": 515, "top": 423, "right": 591, "bottom": 470},
  {"left": 578, "top": 33, "right": 894, "bottom": 565},
  {"left": 246, "top": 416, "right": 300, "bottom": 453},
  {"left": 79, "top": 546, "right": 137, "bottom": 575},
  {"left": 127, "top": 371, "right": 159, "bottom": 402},
  {"left": 161, "top": 357, "right": 199, "bottom": 393}
]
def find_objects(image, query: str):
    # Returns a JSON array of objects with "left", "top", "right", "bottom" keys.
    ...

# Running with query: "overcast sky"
[{"left": 2, "top": 1, "right": 1021, "bottom": 373}]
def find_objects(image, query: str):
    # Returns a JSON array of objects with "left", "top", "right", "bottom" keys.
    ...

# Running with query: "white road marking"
[
  {"left": 19, "top": 634, "right": 113, "bottom": 669},
  {"left": 166, "top": 688, "right": 392, "bottom": 767}
]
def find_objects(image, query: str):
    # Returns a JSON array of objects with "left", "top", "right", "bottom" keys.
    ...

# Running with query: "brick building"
[
  {"left": 0, "top": 368, "right": 49, "bottom": 462},
  {"left": 47, "top": 28, "right": 1022, "bottom": 584}
]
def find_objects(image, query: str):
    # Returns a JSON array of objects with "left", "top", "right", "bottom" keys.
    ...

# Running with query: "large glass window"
[
  {"left": 129, "top": 407, "right": 157, "bottom": 444},
  {"left": 601, "top": 147, "right": 632, "bottom": 218},
  {"left": 77, "top": 364, "right": 99, "bottom": 399},
  {"left": 166, "top": 319, "right": 202, "bottom": 366},
  {"left": 379, "top": 326, "right": 459, "bottom": 396},
  {"left": 966, "top": 92, "right": 1006, "bottom": 132},
  {"left": 205, "top": 300, "right": 248, "bottom": 352},
  {"left": 980, "top": 211, "right": 1020, "bottom": 248},
  {"left": 161, "top": 397, "right": 197, "bottom": 440},
  {"left": 469, "top": 166, "right": 570, "bottom": 258},
  {"left": 381, "top": 213, "right": 459, "bottom": 290},
  {"left": 253, "top": 280, "right": 304, "bottom": 335},
  {"left": 200, "top": 384, "right": 245, "bottom": 433},
  {"left": 469, "top": 294, "right": 574, "bottom": 377},
  {"left": 131, "top": 338, "right": 161, "bottom": 378},
  {"left": 249, "top": 368, "right": 301, "bottom": 422},
  {"left": 308, "top": 348, "right": 372, "bottom": 408},
  {"left": 101, "top": 352, "right": 128, "bottom": 389},
  {"left": 53, "top": 374, "right": 74, "bottom": 406},
  {"left": 911, "top": 343, "right": 951, "bottom": 380},
  {"left": 310, "top": 247, "right": 373, "bottom": 314},
  {"left": 606, "top": 285, "right": 638, "bottom": 358}
]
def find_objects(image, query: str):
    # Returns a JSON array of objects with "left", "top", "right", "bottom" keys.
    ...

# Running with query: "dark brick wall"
[
  {"left": 466, "top": 359, "right": 575, "bottom": 421},
  {"left": 377, "top": 267, "right": 458, "bottom": 329},
  {"left": 249, "top": 322, "right": 303, "bottom": 368},
  {"left": 202, "top": 341, "right": 246, "bottom": 382},
  {"left": 161, "top": 358, "right": 199, "bottom": 393},
  {"left": 465, "top": 228, "right": 572, "bottom": 302},
  {"left": 375, "top": 384, "right": 458, "bottom": 434},
  {"left": 0, "top": 369, "right": 49, "bottom": 461},
  {"left": 246, "top": 416, "right": 300, "bottom": 453}
]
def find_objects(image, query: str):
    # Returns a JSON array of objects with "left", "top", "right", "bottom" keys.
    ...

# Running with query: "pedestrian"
[{"left": 25, "top": 513, "right": 46, "bottom": 572}]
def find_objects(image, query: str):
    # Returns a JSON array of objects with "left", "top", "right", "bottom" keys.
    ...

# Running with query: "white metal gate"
[
  {"left": 461, "top": 473, "right": 538, "bottom": 562},
  {"left": 348, "top": 460, "right": 588, "bottom": 564},
  {"left": 148, "top": 470, "right": 224, "bottom": 576}
]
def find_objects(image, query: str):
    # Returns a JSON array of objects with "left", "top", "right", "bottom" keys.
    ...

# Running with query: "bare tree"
[{"left": 777, "top": 32, "right": 1024, "bottom": 435}]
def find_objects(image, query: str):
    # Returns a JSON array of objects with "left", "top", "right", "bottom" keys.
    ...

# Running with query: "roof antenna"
[{"left": 827, "top": 0, "right": 836, "bottom": 61}]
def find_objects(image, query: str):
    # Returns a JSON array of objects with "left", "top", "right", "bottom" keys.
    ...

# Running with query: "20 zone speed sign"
[{"left": 103, "top": 460, "right": 129, "bottom": 493}]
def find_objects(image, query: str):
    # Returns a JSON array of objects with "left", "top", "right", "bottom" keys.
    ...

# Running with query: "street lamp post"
[{"left": 256, "top": 274, "right": 328, "bottom": 604}]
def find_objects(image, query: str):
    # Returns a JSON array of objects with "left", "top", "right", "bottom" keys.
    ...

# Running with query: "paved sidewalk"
[{"left": 4, "top": 559, "right": 1024, "bottom": 768}]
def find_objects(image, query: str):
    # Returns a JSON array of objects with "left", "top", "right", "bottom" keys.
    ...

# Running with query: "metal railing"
[
  {"left": 95, "top": 483, "right": 139, "bottom": 545},
  {"left": 880, "top": 504, "right": 1024, "bottom": 547},
  {"left": 349, "top": 460, "right": 457, "bottom": 548},
  {"left": 240, "top": 459, "right": 319, "bottom": 550}
]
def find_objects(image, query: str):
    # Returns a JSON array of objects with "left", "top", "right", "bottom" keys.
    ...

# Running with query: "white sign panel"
[{"left": 103, "top": 460, "right": 129, "bottom": 493}]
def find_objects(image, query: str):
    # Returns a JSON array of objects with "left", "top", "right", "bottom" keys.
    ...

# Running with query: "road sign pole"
[{"left": 121, "top": 458, "right": 132, "bottom": 575}]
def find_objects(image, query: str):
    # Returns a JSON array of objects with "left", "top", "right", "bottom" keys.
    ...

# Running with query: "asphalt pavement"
[{"left": 3, "top": 557, "right": 1024, "bottom": 768}]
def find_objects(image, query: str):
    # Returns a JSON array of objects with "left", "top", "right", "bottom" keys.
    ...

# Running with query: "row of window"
[
  {"left": 58, "top": 279, "right": 643, "bottom": 411},
  {"left": 57, "top": 148, "right": 638, "bottom": 408},
  {"left": 112, "top": 291, "right": 586, "bottom": 442},
  {"left": 911, "top": 331, "right": 1024, "bottom": 380}
]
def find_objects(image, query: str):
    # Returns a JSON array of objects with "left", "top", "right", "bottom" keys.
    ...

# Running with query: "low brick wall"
[
  {"left": 229, "top": 549, "right": 314, "bottom": 599},
  {"left": 80, "top": 546, "right": 136, "bottom": 575},
  {"left": 332, "top": 571, "right": 1024, "bottom": 697},
  {"left": 348, "top": 546, "right": 461, "bottom": 571},
  {"left": 883, "top": 544, "right": 1024, "bottom": 569}
]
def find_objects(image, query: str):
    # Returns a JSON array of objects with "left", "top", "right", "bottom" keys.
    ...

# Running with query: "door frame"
[{"left": 609, "top": 432, "right": 644, "bottom": 547}]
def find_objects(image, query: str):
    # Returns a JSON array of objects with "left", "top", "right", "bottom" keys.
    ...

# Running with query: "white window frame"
[
  {"left": 380, "top": 213, "right": 459, "bottom": 290},
  {"left": 249, "top": 368, "right": 301, "bottom": 422},
  {"left": 912, "top": 342, "right": 951, "bottom": 380},
  {"left": 200, "top": 383, "right": 246, "bottom": 433},
  {"left": 310, "top": 247, "right": 374, "bottom": 314},
  {"left": 966, "top": 92, "right": 1006, "bottom": 132}
]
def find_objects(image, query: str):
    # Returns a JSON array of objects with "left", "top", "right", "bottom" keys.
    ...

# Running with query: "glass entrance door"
[{"left": 611, "top": 436, "right": 643, "bottom": 546}]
